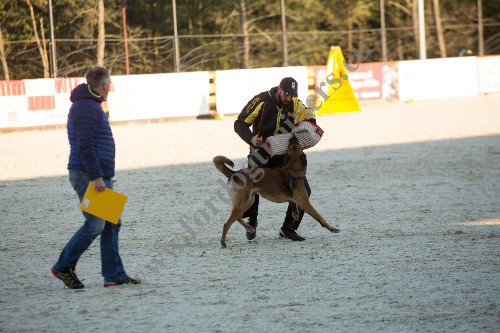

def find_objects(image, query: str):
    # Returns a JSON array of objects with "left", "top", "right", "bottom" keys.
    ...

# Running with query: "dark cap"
[{"left": 279, "top": 77, "right": 298, "bottom": 97}]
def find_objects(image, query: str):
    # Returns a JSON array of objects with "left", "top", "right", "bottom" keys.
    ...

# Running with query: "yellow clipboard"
[{"left": 79, "top": 181, "right": 128, "bottom": 224}]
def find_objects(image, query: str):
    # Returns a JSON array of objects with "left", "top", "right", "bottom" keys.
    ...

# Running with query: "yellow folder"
[{"left": 79, "top": 181, "right": 128, "bottom": 224}]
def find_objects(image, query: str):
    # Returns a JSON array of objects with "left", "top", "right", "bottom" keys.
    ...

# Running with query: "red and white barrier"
[
  {"left": 310, "top": 62, "right": 398, "bottom": 101},
  {"left": 0, "top": 72, "right": 210, "bottom": 129},
  {"left": 0, "top": 81, "right": 27, "bottom": 125}
]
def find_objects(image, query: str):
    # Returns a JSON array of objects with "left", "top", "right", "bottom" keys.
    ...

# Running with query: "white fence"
[
  {"left": 477, "top": 56, "right": 500, "bottom": 94},
  {"left": 109, "top": 72, "right": 210, "bottom": 121},
  {"left": 397, "top": 57, "right": 479, "bottom": 101},
  {"left": 0, "top": 56, "right": 499, "bottom": 129},
  {"left": 215, "top": 66, "right": 309, "bottom": 116}
]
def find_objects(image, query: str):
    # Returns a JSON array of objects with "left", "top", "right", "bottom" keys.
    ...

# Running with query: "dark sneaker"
[
  {"left": 51, "top": 266, "right": 85, "bottom": 289},
  {"left": 122, "top": 277, "right": 141, "bottom": 285},
  {"left": 104, "top": 277, "right": 142, "bottom": 288},
  {"left": 279, "top": 227, "right": 305, "bottom": 241},
  {"left": 246, "top": 218, "right": 258, "bottom": 240}
]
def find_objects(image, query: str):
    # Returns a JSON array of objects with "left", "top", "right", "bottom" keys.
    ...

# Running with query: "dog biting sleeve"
[{"left": 264, "top": 121, "right": 324, "bottom": 156}]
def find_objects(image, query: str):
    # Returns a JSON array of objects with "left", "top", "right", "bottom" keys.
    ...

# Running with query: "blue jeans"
[{"left": 54, "top": 169, "right": 127, "bottom": 282}]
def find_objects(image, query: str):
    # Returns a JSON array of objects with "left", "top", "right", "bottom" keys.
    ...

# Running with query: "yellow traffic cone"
[{"left": 317, "top": 46, "right": 360, "bottom": 114}]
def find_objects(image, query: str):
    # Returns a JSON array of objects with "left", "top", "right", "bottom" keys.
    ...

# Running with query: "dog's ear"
[
  {"left": 289, "top": 135, "right": 299, "bottom": 146},
  {"left": 283, "top": 152, "right": 290, "bottom": 166},
  {"left": 300, "top": 152, "right": 307, "bottom": 167}
]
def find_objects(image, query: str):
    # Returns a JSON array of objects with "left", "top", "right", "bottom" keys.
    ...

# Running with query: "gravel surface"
[{"left": 0, "top": 95, "right": 499, "bottom": 332}]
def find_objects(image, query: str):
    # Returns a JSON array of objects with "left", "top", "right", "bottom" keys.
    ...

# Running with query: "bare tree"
[
  {"left": 97, "top": 0, "right": 105, "bottom": 66},
  {"left": 240, "top": 0, "right": 249, "bottom": 68},
  {"left": 347, "top": 17, "right": 353, "bottom": 55},
  {"left": 433, "top": 0, "right": 447, "bottom": 57},
  {"left": 26, "top": 0, "right": 49, "bottom": 78},
  {"left": 0, "top": 26, "right": 9, "bottom": 80},
  {"left": 411, "top": 0, "right": 419, "bottom": 57},
  {"left": 345, "top": 1, "right": 374, "bottom": 56},
  {"left": 388, "top": 0, "right": 413, "bottom": 59},
  {"left": 40, "top": 18, "right": 49, "bottom": 69}
]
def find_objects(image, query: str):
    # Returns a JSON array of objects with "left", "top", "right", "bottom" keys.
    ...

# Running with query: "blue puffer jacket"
[{"left": 67, "top": 83, "right": 115, "bottom": 179}]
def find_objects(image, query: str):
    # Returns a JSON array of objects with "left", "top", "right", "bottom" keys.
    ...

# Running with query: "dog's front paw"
[{"left": 325, "top": 225, "right": 340, "bottom": 233}]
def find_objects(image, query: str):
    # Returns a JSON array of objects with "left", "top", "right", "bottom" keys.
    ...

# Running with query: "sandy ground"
[{"left": 0, "top": 95, "right": 499, "bottom": 332}]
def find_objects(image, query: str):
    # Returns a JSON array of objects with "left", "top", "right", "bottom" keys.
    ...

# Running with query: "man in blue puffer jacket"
[{"left": 51, "top": 67, "right": 140, "bottom": 289}]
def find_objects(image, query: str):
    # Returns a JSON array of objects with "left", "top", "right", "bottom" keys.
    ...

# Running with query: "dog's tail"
[{"left": 213, "top": 156, "right": 237, "bottom": 179}]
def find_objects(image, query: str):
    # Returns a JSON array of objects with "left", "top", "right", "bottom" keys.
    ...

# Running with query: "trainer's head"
[
  {"left": 86, "top": 67, "right": 111, "bottom": 99},
  {"left": 277, "top": 77, "right": 298, "bottom": 106}
]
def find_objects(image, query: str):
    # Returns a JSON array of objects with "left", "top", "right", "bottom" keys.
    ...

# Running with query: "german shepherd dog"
[{"left": 213, "top": 136, "right": 340, "bottom": 248}]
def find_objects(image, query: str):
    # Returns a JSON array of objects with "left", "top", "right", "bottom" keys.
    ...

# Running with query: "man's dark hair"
[{"left": 85, "top": 67, "right": 110, "bottom": 90}]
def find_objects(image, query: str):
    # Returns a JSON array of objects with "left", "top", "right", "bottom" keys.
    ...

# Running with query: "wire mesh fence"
[{"left": 2, "top": 22, "right": 499, "bottom": 79}]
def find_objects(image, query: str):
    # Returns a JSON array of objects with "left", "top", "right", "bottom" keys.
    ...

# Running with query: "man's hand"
[
  {"left": 250, "top": 134, "right": 263, "bottom": 147},
  {"left": 93, "top": 178, "right": 107, "bottom": 192}
]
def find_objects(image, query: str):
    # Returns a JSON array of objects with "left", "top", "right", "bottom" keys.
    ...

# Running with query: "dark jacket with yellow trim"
[{"left": 234, "top": 86, "right": 316, "bottom": 145}]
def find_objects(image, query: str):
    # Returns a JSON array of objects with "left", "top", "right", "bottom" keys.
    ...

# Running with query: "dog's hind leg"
[
  {"left": 221, "top": 184, "right": 253, "bottom": 248},
  {"left": 221, "top": 213, "right": 239, "bottom": 248},
  {"left": 221, "top": 203, "right": 248, "bottom": 248}
]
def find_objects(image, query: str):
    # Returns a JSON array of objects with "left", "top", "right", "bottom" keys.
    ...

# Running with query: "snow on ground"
[{"left": 0, "top": 95, "right": 499, "bottom": 332}]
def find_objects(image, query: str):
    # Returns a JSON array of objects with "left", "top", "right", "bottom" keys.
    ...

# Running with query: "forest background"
[{"left": 0, "top": 0, "right": 498, "bottom": 80}]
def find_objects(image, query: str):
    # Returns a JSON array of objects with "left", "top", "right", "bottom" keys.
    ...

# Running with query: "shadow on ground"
[{"left": 0, "top": 135, "right": 498, "bottom": 332}]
